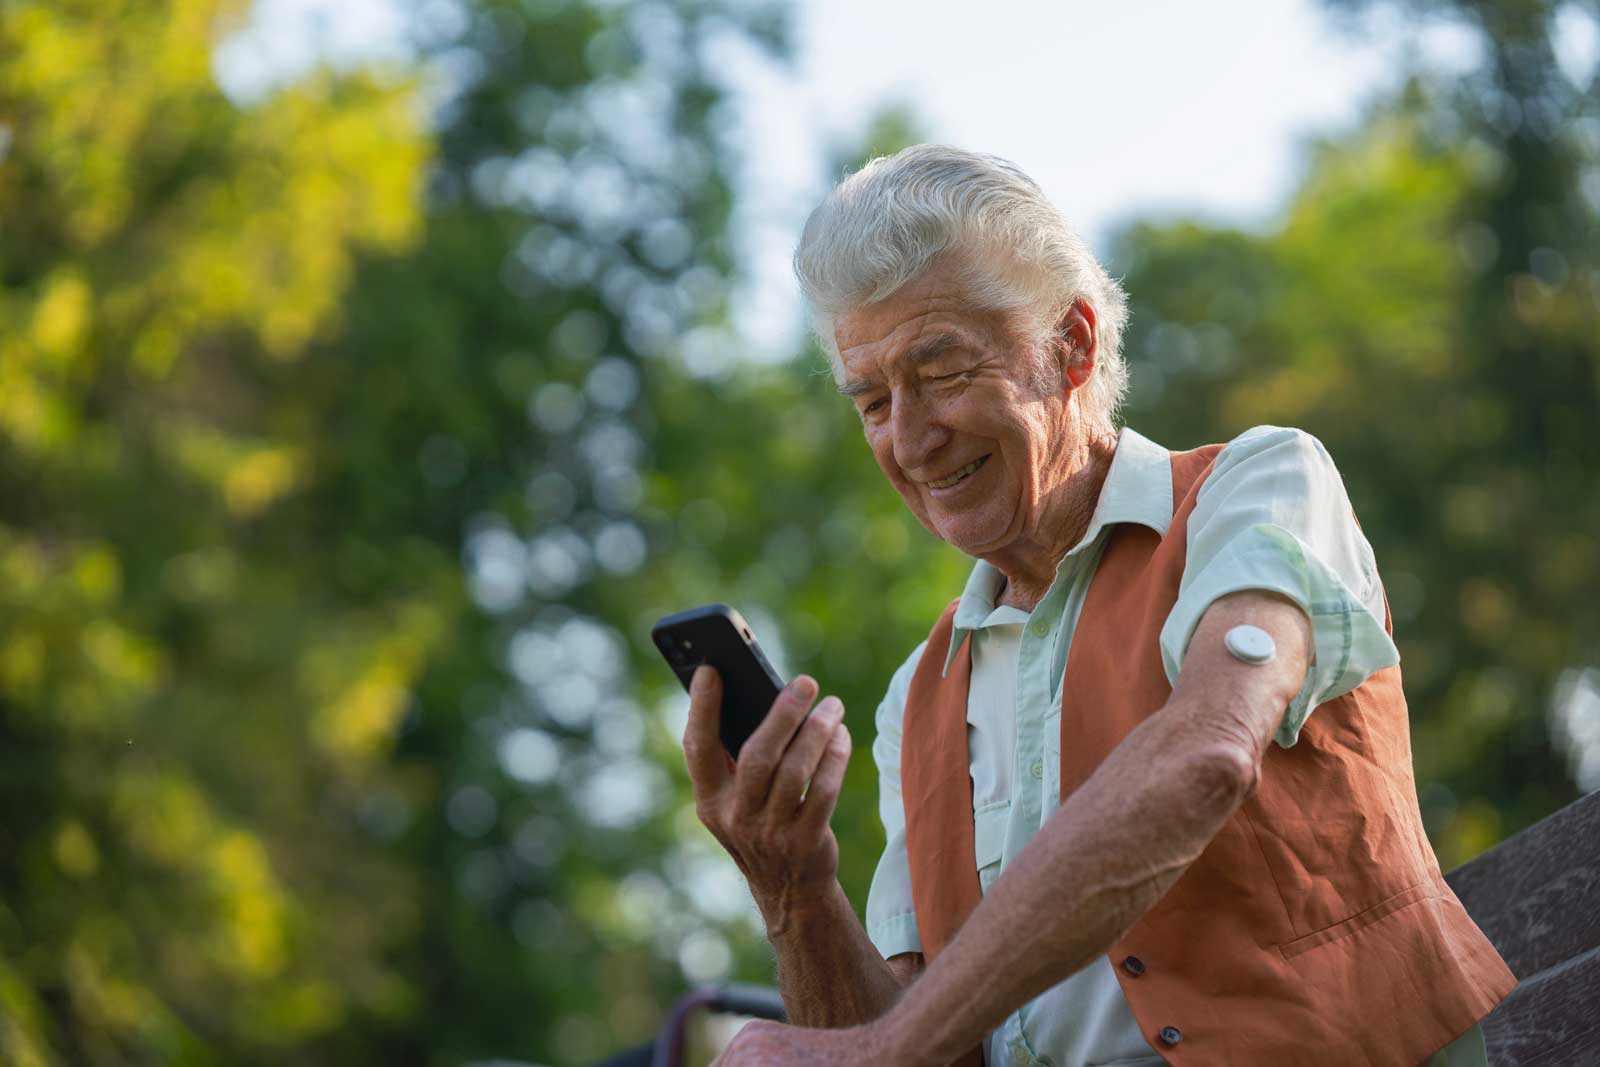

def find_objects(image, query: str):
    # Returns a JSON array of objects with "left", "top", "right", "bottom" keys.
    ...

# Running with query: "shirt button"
[
  {"left": 1030, "top": 619, "right": 1049, "bottom": 638},
  {"left": 1121, "top": 955, "right": 1146, "bottom": 976},
  {"left": 1159, "top": 1026, "right": 1183, "bottom": 1047},
  {"left": 1030, "top": 759, "right": 1043, "bottom": 780}
]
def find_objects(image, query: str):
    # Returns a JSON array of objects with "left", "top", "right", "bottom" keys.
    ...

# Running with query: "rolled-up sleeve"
[
  {"left": 864, "top": 640, "right": 927, "bottom": 959},
  {"left": 1158, "top": 426, "right": 1400, "bottom": 747}
]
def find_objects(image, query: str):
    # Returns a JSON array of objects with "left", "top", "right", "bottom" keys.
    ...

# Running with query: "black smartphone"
[{"left": 652, "top": 604, "right": 786, "bottom": 758}]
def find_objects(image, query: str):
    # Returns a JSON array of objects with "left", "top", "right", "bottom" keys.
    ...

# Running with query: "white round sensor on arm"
[{"left": 1223, "top": 624, "right": 1277, "bottom": 665}]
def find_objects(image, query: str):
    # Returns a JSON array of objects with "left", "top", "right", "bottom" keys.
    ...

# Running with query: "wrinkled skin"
[
  {"left": 710, "top": 1017, "right": 881, "bottom": 1067},
  {"left": 681, "top": 666, "right": 850, "bottom": 928},
  {"left": 834, "top": 253, "right": 1113, "bottom": 608}
]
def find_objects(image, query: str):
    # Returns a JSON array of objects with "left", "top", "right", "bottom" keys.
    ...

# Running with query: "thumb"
[{"left": 683, "top": 665, "right": 730, "bottom": 789}]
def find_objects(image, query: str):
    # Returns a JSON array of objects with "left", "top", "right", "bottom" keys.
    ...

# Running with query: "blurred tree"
[
  {"left": 282, "top": 0, "right": 802, "bottom": 1064},
  {"left": 0, "top": 0, "right": 792, "bottom": 1062},
  {"left": 1112, "top": 0, "right": 1600, "bottom": 864},
  {"left": 0, "top": 0, "right": 429, "bottom": 1063}
]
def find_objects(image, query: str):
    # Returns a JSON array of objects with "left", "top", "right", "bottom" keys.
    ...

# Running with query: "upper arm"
[
  {"left": 1164, "top": 588, "right": 1313, "bottom": 778},
  {"left": 1160, "top": 426, "right": 1399, "bottom": 748}
]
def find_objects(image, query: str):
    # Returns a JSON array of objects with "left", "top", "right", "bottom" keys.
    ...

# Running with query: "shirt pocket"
[{"left": 974, "top": 800, "right": 1010, "bottom": 895}]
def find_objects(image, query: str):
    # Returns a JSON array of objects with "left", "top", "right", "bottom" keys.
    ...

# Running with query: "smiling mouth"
[{"left": 927, "top": 454, "right": 990, "bottom": 490}]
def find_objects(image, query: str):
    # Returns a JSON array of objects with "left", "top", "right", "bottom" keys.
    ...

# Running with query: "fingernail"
[
  {"left": 789, "top": 675, "right": 818, "bottom": 700},
  {"left": 815, "top": 696, "right": 843, "bottom": 721},
  {"left": 691, "top": 665, "right": 712, "bottom": 693}
]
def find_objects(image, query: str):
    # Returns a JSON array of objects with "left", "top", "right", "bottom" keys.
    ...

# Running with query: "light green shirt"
[{"left": 865, "top": 425, "right": 1485, "bottom": 1067}]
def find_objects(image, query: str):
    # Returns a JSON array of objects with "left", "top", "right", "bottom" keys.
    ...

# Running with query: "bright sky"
[{"left": 215, "top": 0, "right": 1504, "bottom": 356}]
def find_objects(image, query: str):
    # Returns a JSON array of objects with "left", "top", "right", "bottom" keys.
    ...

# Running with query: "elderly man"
[{"left": 682, "top": 145, "right": 1514, "bottom": 1066}]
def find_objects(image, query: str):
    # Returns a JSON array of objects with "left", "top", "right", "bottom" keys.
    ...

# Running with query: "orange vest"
[{"left": 901, "top": 444, "right": 1516, "bottom": 1066}]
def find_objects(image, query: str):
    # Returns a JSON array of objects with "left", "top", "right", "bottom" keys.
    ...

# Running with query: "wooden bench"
[{"left": 1445, "top": 790, "right": 1600, "bottom": 1066}]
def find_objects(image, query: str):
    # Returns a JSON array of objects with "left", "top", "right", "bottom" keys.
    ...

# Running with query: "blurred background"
[{"left": 2, "top": 0, "right": 1598, "bottom": 1063}]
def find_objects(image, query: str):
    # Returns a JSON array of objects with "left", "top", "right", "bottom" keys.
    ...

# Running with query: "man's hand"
[
  {"left": 682, "top": 669, "right": 901, "bottom": 1029},
  {"left": 683, "top": 666, "right": 852, "bottom": 932},
  {"left": 711, "top": 1019, "right": 892, "bottom": 1067}
]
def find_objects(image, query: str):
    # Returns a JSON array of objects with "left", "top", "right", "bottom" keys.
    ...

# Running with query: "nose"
[{"left": 890, "top": 391, "right": 950, "bottom": 476}]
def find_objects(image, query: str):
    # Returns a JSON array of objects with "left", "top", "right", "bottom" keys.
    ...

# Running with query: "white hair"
[{"left": 792, "top": 144, "right": 1130, "bottom": 435}]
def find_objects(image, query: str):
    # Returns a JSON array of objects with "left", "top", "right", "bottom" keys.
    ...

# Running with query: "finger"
[
  {"left": 682, "top": 665, "right": 732, "bottom": 794},
  {"left": 734, "top": 675, "right": 819, "bottom": 812},
  {"left": 797, "top": 722, "right": 851, "bottom": 835},
  {"left": 766, "top": 695, "right": 846, "bottom": 813}
]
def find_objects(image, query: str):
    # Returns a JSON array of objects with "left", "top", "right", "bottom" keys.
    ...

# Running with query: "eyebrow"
[{"left": 836, "top": 331, "right": 970, "bottom": 399}]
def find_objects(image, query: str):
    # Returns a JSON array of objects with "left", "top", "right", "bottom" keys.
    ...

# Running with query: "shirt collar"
[{"left": 941, "top": 426, "right": 1173, "bottom": 675}]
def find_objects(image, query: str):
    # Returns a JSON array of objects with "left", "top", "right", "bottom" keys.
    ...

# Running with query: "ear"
[{"left": 1056, "top": 299, "right": 1099, "bottom": 391}]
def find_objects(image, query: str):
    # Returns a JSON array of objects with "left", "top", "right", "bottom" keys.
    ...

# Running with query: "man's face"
[{"left": 834, "top": 257, "right": 1086, "bottom": 558}]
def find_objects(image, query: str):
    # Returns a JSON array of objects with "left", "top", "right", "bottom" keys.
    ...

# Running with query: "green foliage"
[
  {"left": 328, "top": 0, "right": 797, "bottom": 1059},
  {"left": 0, "top": 0, "right": 432, "bottom": 1063},
  {"left": 2, "top": 0, "right": 1596, "bottom": 1064},
  {"left": 0, "top": 0, "right": 793, "bottom": 1060}
]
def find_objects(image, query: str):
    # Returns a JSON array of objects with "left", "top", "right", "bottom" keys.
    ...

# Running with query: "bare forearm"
[
  {"left": 764, "top": 879, "right": 907, "bottom": 1028},
  {"left": 880, "top": 709, "right": 1253, "bottom": 1063}
]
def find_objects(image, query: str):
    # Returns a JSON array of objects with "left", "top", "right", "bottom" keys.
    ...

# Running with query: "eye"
[{"left": 863, "top": 397, "right": 887, "bottom": 416}]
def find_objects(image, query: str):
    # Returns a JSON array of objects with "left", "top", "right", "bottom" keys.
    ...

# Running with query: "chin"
[{"left": 934, "top": 512, "right": 1016, "bottom": 556}]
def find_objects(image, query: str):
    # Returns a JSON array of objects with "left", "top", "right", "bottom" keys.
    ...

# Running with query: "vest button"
[
  {"left": 1158, "top": 1026, "right": 1183, "bottom": 1046},
  {"left": 1121, "top": 955, "right": 1146, "bottom": 976}
]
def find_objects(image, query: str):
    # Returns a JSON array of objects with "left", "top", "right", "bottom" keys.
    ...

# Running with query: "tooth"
[{"left": 931, "top": 459, "right": 980, "bottom": 488}]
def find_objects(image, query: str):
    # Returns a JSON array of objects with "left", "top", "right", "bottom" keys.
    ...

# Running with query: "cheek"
[
  {"left": 993, "top": 424, "right": 1043, "bottom": 494},
  {"left": 865, "top": 427, "right": 897, "bottom": 474},
  {"left": 866, "top": 427, "right": 928, "bottom": 505},
  {"left": 1013, "top": 410, "right": 1055, "bottom": 461}
]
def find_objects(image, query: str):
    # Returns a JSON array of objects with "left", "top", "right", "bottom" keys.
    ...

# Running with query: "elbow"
[{"left": 1180, "top": 741, "right": 1259, "bottom": 817}]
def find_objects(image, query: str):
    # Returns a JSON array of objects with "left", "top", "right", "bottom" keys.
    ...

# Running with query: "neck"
[{"left": 988, "top": 429, "right": 1119, "bottom": 612}]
